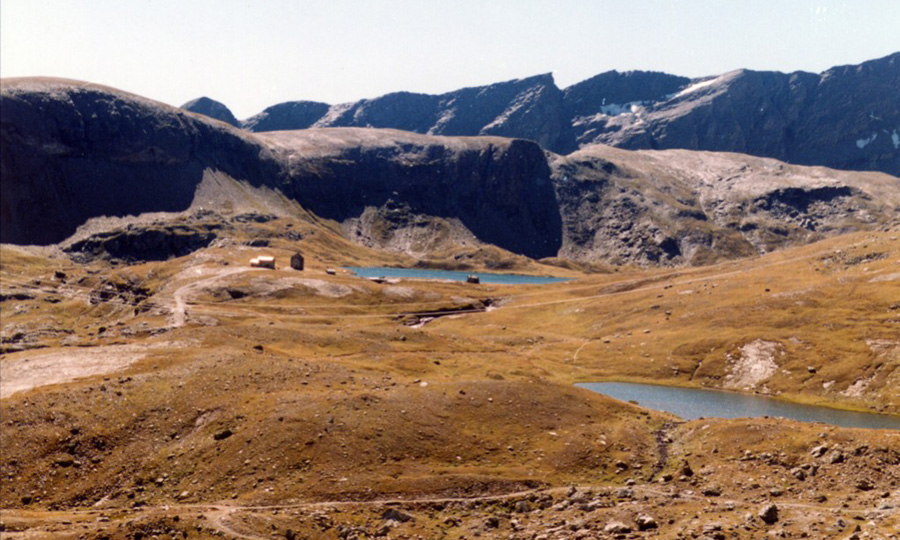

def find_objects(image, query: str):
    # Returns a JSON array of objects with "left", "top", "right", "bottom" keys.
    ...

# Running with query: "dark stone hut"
[{"left": 290, "top": 252, "right": 304, "bottom": 270}]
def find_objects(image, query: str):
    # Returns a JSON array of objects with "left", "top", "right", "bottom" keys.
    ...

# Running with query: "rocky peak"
[
  {"left": 563, "top": 70, "right": 690, "bottom": 118},
  {"left": 244, "top": 74, "right": 575, "bottom": 153},
  {"left": 572, "top": 53, "right": 900, "bottom": 174},
  {"left": 241, "top": 100, "right": 331, "bottom": 132},
  {"left": 180, "top": 96, "right": 240, "bottom": 127}
]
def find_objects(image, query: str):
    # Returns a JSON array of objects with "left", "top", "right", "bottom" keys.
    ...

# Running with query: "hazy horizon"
[{"left": 2, "top": 0, "right": 898, "bottom": 118}]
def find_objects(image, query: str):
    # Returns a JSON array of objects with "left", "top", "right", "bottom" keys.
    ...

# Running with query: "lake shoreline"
[{"left": 577, "top": 380, "right": 900, "bottom": 430}]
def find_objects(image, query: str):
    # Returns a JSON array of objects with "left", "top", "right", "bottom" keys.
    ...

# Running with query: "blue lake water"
[
  {"left": 345, "top": 266, "right": 570, "bottom": 285},
  {"left": 577, "top": 382, "right": 900, "bottom": 430}
]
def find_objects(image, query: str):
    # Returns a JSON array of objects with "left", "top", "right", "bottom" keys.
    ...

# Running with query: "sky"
[{"left": 2, "top": 0, "right": 898, "bottom": 119}]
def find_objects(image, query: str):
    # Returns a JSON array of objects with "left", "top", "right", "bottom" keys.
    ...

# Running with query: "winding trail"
[{"left": 168, "top": 265, "right": 256, "bottom": 327}]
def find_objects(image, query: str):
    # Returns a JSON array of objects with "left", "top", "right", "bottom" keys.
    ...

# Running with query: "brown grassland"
[{"left": 1, "top": 212, "right": 898, "bottom": 539}]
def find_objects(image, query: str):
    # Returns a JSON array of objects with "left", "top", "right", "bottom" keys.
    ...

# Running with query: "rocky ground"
[{"left": 1, "top": 209, "right": 898, "bottom": 539}]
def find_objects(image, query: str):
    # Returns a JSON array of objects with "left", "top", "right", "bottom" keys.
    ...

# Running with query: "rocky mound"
[
  {"left": 240, "top": 100, "right": 330, "bottom": 132},
  {"left": 63, "top": 224, "right": 220, "bottom": 263},
  {"left": 551, "top": 145, "right": 900, "bottom": 265},
  {"left": 180, "top": 96, "right": 240, "bottom": 127}
]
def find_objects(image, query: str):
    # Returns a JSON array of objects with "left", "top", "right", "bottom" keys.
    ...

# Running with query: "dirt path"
[
  {"left": 168, "top": 265, "right": 256, "bottom": 327},
  {"left": 206, "top": 506, "right": 271, "bottom": 540},
  {"left": 2, "top": 482, "right": 890, "bottom": 540}
]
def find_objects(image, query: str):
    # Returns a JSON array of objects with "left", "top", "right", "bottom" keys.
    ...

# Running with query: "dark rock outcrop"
[
  {"left": 0, "top": 79, "right": 282, "bottom": 245},
  {"left": 1, "top": 80, "right": 562, "bottom": 259},
  {"left": 562, "top": 70, "right": 690, "bottom": 119},
  {"left": 2, "top": 79, "right": 897, "bottom": 266},
  {"left": 573, "top": 53, "right": 900, "bottom": 174},
  {"left": 258, "top": 129, "right": 563, "bottom": 259},
  {"left": 181, "top": 96, "right": 240, "bottom": 127},
  {"left": 64, "top": 224, "right": 219, "bottom": 263},
  {"left": 242, "top": 74, "right": 576, "bottom": 153},
  {"left": 241, "top": 101, "right": 330, "bottom": 132}
]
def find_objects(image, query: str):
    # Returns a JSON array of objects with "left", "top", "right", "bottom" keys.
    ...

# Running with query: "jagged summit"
[
  {"left": 176, "top": 53, "right": 899, "bottom": 174},
  {"left": 235, "top": 72, "right": 573, "bottom": 152}
]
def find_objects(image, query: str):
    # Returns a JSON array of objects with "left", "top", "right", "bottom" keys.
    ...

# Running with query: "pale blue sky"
[{"left": 2, "top": 0, "right": 898, "bottom": 119}]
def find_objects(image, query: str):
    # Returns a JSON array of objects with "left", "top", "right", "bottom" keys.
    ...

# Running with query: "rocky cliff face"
[
  {"left": 180, "top": 96, "right": 240, "bottom": 127},
  {"left": 1, "top": 80, "right": 561, "bottom": 259},
  {"left": 189, "top": 53, "right": 898, "bottom": 174},
  {"left": 3, "top": 79, "right": 897, "bottom": 265},
  {"left": 258, "top": 128, "right": 563, "bottom": 259},
  {"left": 551, "top": 146, "right": 899, "bottom": 266},
  {"left": 562, "top": 70, "right": 690, "bottom": 119},
  {"left": 0, "top": 79, "right": 281, "bottom": 245},
  {"left": 241, "top": 100, "right": 330, "bottom": 132},
  {"left": 239, "top": 74, "right": 576, "bottom": 153},
  {"left": 573, "top": 53, "right": 900, "bottom": 174}
]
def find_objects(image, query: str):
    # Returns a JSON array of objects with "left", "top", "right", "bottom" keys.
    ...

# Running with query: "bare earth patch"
[
  {"left": 869, "top": 271, "right": 900, "bottom": 283},
  {"left": 723, "top": 339, "right": 782, "bottom": 390},
  {"left": 0, "top": 344, "right": 149, "bottom": 399}
]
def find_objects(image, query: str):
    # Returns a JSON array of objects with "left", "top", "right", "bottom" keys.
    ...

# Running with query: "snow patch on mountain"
[
  {"left": 674, "top": 76, "right": 723, "bottom": 98},
  {"left": 856, "top": 133, "right": 877, "bottom": 149},
  {"left": 598, "top": 100, "right": 654, "bottom": 116}
]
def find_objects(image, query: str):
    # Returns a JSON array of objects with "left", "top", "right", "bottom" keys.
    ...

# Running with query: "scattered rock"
[
  {"left": 604, "top": 521, "right": 632, "bottom": 534},
  {"left": 213, "top": 429, "right": 233, "bottom": 441},
  {"left": 635, "top": 514, "right": 658, "bottom": 531},
  {"left": 758, "top": 504, "right": 779, "bottom": 524},
  {"left": 855, "top": 479, "right": 874, "bottom": 491},
  {"left": 382, "top": 508, "right": 413, "bottom": 523}
]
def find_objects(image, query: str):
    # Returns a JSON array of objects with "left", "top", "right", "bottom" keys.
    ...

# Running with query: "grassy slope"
[{"left": 1, "top": 215, "right": 898, "bottom": 538}]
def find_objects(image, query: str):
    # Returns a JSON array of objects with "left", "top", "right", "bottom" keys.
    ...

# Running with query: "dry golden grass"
[{"left": 1, "top": 217, "right": 898, "bottom": 539}]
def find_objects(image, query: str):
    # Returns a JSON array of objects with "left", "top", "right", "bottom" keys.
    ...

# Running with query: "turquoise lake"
[
  {"left": 345, "top": 266, "right": 570, "bottom": 285},
  {"left": 578, "top": 382, "right": 900, "bottom": 430}
]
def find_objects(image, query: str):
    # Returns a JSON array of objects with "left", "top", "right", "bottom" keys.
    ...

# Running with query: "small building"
[
  {"left": 250, "top": 256, "right": 275, "bottom": 269},
  {"left": 290, "top": 252, "right": 305, "bottom": 271}
]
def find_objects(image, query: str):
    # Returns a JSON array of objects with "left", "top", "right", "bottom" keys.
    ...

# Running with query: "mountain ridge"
[
  {"left": 4, "top": 78, "right": 898, "bottom": 268},
  {"left": 182, "top": 53, "right": 900, "bottom": 174}
]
